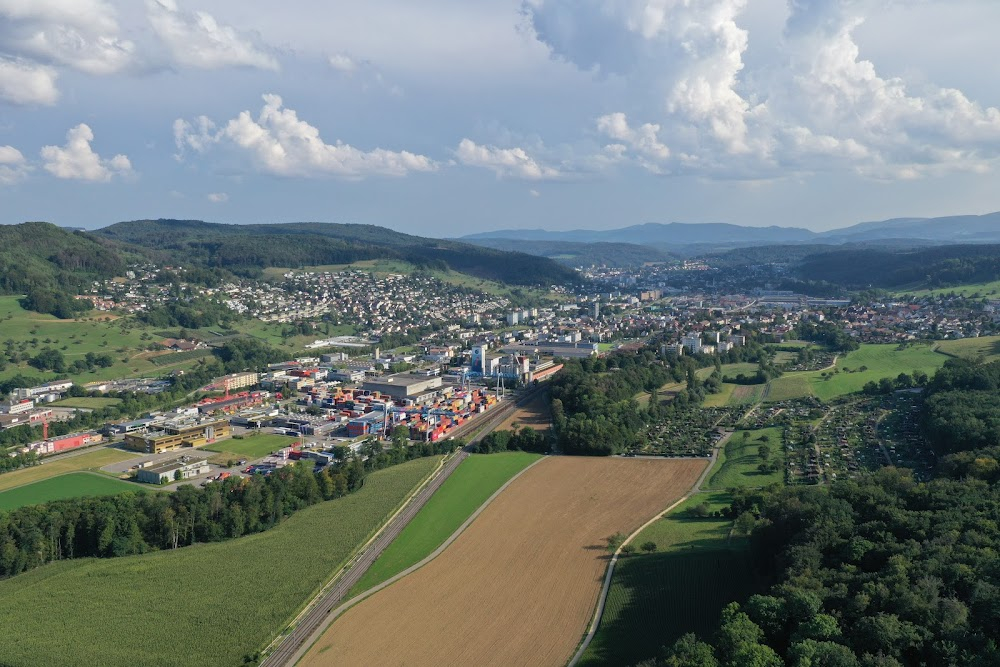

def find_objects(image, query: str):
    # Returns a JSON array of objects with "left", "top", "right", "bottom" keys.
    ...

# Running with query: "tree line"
[{"left": 0, "top": 438, "right": 459, "bottom": 579}]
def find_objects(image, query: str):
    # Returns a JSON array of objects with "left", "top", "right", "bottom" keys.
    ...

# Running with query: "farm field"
[
  {"left": 705, "top": 427, "right": 785, "bottom": 490},
  {"left": 936, "top": 335, "right": 1000, "bottom": 362},
  {"left": 765, "top": 375, "right": 811, "bottom": 402},
  {"left": 696, "top": 363, "right": 759, "bottom": 380},
  {"left": 900, "top": 279, "right": 1000, "bottom": 298},
  {"left": 350, "top": 451, "right": 541, "bottom": 595},
  {"left": 635, "top": 381, "right": 685, "bottom": 408},
  {"left": 580, "top": 492, "right": 759, "bottom": 666},
  {"left": 495, "top": 390, "right": 552, "bottom": 432},
  {"left": 0, "top": 472, "right": 138, "bottom": 511},
  {"left": 0, "top": 456, "right": 440, "bottom": 667},
  {"left": 702, "top": 382, "right": 736, "bottom": 407},
  {"left": 0, "top": 447, "right": 135, "bottom": 493},
  {"left": 50, "top": 396, "right": 122, "bottom": 409},
  {"left": 728, "top": 383, "right": 766, "bottom": 406},
  {"left": 201, "top": 433, "right": 301, "bottom": 459},
  {"left": 302, "top": 456, "right": 707, "bottom": 667}
]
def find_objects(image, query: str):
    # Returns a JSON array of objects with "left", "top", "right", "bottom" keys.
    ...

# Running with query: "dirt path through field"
[{"left": 299, "top": 456, "right": 706, "bottom": 667}]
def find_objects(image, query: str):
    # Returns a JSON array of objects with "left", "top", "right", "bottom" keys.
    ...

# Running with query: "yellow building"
[{"left": 125, "top": 418, "right": 231, "bottom": 454}]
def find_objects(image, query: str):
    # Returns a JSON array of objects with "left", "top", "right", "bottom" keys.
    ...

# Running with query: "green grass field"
[
  {"left": 0, "top": 456, "right": 441, "bottom": 667},
  {"left": 580, "top": 492, "right": 760, "bottom": 666},
  {"left": 50, "top": 396, "right": 122, "bottom": 409},
  {"left": 705, "top": 428, "right": 784, "bottom": 490},
  {"left": 765, "top": 343, "right": 947, "bottom": 402},
  {"left": 0, "top": 472, "right": 139, "bottom": 511},
  {"left": 900, "top": 279, "right": 1000, "bottom": 298},
  {"left": 0, "top": 447, "right": 137, "bottom": 493},
  {"left": 936, "top": 336, "right": 1000, "bottom": 362},
  {"left": 728, "top": 383, "right": 766, "bottom": 406},
  {"left": 0, "top": 296, "right": 208, "bottom": 384},
  {"left": 702, "top": 382, "right": 736, "bottom": 407},
  {"left": 201, "top": 434, "right": 301, "bottom": 459},
  {"left": 350, "top": 451, "right": 541, "bottom": 596}
]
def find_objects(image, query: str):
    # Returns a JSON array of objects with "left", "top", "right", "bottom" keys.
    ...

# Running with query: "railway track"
[{"left": 261, "top": 388, "right": 538, "bottom": 667}]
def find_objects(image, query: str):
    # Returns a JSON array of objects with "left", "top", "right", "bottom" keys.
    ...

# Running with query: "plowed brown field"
[
  {"left": 300, "top": 456, "right": 706, "bottom": 667},
  {"left": 496, "top": 390, "right": 553, "bottom": 432}
]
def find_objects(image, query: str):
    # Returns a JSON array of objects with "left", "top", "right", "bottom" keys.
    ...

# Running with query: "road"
[{"left": 260, "top": 386, "right": 542, "bottom": 667}]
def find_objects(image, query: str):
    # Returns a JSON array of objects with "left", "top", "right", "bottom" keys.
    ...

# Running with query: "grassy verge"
[
  {"left": 349, "top": 451, "right": 541, "bottom": 596},
  {"left": 579, "top": 492, "right": 761, "bottom": 666},
  {"left": 0, "top": 456, "right": 441, "bottom": 667},
  {"left": 0, "top": 472, "right": 138, "bottom": 511}
]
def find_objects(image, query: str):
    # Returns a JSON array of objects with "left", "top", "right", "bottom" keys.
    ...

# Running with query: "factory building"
[
  {"left": 124, "top": 418, "right": 231, "bottom": 454},
  {"left": 362, "top": 373, "right": 443, "bottom": 403},
  {"left": 136, "top": 456, "right": 211, "bottom": 484}
]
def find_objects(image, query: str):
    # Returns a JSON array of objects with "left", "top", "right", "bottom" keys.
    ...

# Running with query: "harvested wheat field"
[
  {"left": 300, "top": 456, "right": 705, "bottom": 667},
  {"left": 496, "top": 390, "right": 553, "bottom": 432}
]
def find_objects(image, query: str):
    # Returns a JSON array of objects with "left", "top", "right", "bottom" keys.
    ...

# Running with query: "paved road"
[{"left": 260, "top": 388, "right": 540, "bottom": 667}]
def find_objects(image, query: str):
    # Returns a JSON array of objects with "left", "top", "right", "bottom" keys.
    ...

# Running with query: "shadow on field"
[{"left": 578, "top": 548, "right": 762, "bottom": 667}]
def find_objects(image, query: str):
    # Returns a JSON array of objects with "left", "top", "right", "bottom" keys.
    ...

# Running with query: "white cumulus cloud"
[
  {"left": 596, "top": 112, "right": 670, "bottom": 173},
  {"left": 40, "top": 123, "right": 132, "bottom": 182},
  {"left": 147, "top": 0, "right": 279, "bottom": 71},
  {"left": 0, "top": 144, "right": 30, "bottom": 184},
  {"left": 0, "top": 57, "right": 58, "bottom": 105},
  {"left": 456, "top": 138, "right": 564, "bottom": 180},
  {"left": 206, "top": 192, "right": 228, "bottom": 203},
  {"left": 174, "top": 93, "right": 437, "bottom": 179}
]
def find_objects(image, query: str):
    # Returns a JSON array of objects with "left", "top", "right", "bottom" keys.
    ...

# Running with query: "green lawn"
[
  {"left": 0, "top": 473, "right": 138, "bottom": 511},
  {"left": 0, "top": 448, "right": 137, "bottom": 493},
  {"left": 936, "top": 336, "right": 1000, "bottom": 363},
  {"left": 201, "top": 434, "right": 301, "bottom": 458},
  {"left": 349, "top": 451, "right": 541, "bottom": 595},
  {"left": 705, "top": 428, "right": 784, "bottom": 490},
  {"left": 0, "top": 456, "right": 440, "bottom": 667},
  {"left": 580, "top": 492, "right": 760, "bottom": 666},
  {"left": 50, "top": 397, "right": 122, "bottom": 409}
]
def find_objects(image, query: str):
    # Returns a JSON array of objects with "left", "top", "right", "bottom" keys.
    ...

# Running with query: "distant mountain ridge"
[{"left": 461, "top": 211, "right": 1000, "bottom": 248}]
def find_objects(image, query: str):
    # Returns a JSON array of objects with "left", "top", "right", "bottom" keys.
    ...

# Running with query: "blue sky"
[{"left": 1, "top": 0, "right": 999, "bottom": 237}]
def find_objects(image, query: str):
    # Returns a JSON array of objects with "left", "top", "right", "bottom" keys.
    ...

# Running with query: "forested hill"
[
  {"left": 459, "top": 237, "right": 676, "bottom": 267},
  {"left": 94, "top": 219, "right": 580, "bottom": 286},
  {"left": 0, "top": 222, "right": 138, "bottom": 294},
  {"left": 796, "top": 244, "right": 1000, "bottom": 290}
]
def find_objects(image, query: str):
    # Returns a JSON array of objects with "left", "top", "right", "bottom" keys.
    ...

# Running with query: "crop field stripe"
[
  {"left": 295, "top": 454, "right": 549, "bottom": 664},
  {"left": 349, "top": 452, "right": 543, "bottom": 595},
  {"left": 301, "top": 457, "right": 707, "bottom": 667},
  {"left": 0, "top": 472, "right": 140, "bottom": 511}
]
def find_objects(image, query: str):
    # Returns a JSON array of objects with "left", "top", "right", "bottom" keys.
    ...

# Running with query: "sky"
[{"left": 1, "top": 0, "right": 999, "bottom": 237}]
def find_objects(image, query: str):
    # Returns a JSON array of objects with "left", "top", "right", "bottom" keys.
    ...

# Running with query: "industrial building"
[
  {"left": 361, "top": 373, "right": 443, "bottom": 402},
  {"left": 124, "top": 418, "right": 230, "bottom": 454},
  {"left": 136, "top": 456, "right": 211, "bottom": 484}
]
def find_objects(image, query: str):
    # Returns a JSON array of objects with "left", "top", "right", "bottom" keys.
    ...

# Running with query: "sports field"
[
  {"left": 0, "top": 447, "right": 136, "bottom": 493},
  {"left": 580, "top": 492, "right": 759, "bottom": 666},
  {"left": 350, "top": 451, "right": 541, "bottom": 595},
  {"left": 0, "top": 473, "right": 138, "bottom": 511},
  {"left": 705, "top": 427, "right": 784, "bottom": 490},
  {"left": 936, "top": 335, "right": 1000, "bottom": 362},
  {"left": 302, "top": 457, "right": 706, "bottom": 667},
  {"left": 50, "top": 397, "right": 122, "bottom": 409},
  {"left": 0, "top": 456, "right": 440, "bottom": 667},
  {"left": 201, "top": 434, "right": 300, "bottom": 459}
]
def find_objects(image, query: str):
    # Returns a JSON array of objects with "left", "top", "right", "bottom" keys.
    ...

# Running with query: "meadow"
[
  {"left": 580, "top": 492, "right": 759, "bottom": 666},
  {"left": 701, "top": 382, "right": 736, "bottom": 407},
  {"left": 0, "top": 456, "right": 440, "bottom": 667},
  {"left": 727, "top": 383, "right": 766, "bottom": 406},
  {"left": 899, "top": 279, "right": 1000, "bottom": 298},
  {"left": 350, "top": 451, "right": 541, "bottom": 595},
  {"left": 202, "top": 433, "right": 301, "bottom": 459},
  {"left": 0, "top": 472, "right": 138, "bottom": 511},
  {"left": 764, "top": 343, "right": 947, "bottom": 402},
  {"left": 50, "top": 396, "right": 122, "bottom": 409},
  {"left": 705, "top": 427, "right": 785, "bottom": 490},
  {"left": 936, "top": 335, "right": 1000, "bottom": 362},
  {"left": 0, "top": 296, "right": 206, "bottom": 383},
  {"left": 0, "top": 447, "right": 136, "bottom": 493}
]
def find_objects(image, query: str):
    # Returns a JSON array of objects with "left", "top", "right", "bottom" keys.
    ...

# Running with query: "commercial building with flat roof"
[
  {"left": 136, "top": 456, "right": 210, "bottom": 484},
  {"left": 124, "top": 418, "right": 230, "bottom": 454},
  {"left": 361, "top": 373, "right": 443, "bottom": 402}
]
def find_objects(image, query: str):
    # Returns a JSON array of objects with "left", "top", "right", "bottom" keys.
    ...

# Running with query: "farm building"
[
  {"left": 136, "top": 456, "right": 210, "bottom": 484},
  {"left": 124, "top": 418, "right": 231, "bottom": 454}
]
